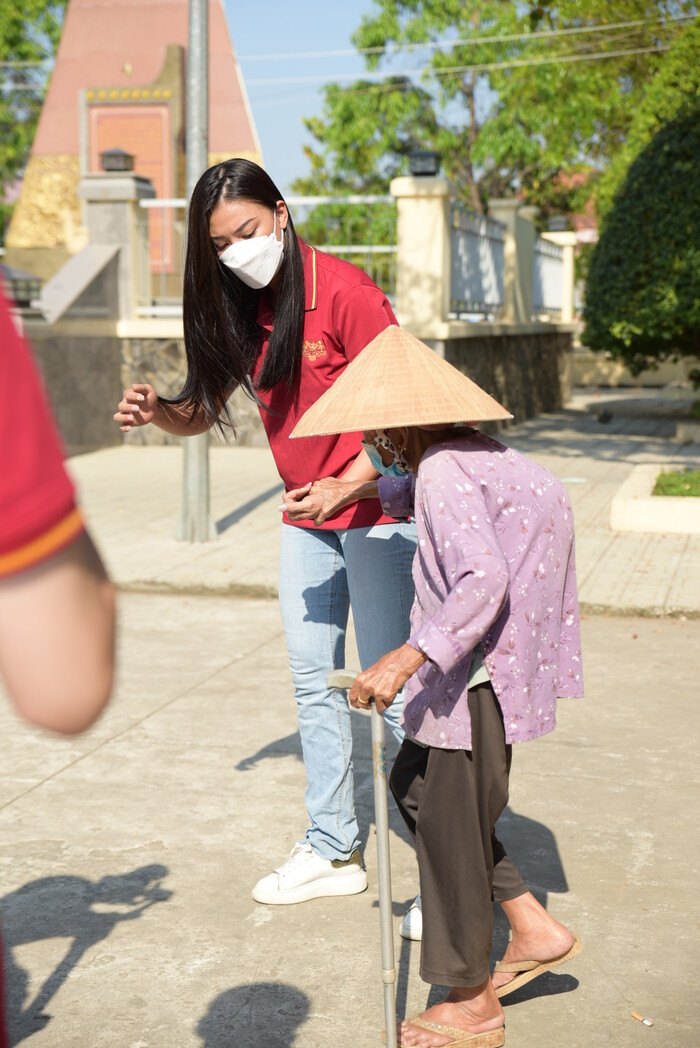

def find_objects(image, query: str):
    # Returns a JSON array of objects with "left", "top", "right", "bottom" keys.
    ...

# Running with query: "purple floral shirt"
[{"left": 378, "top": 432, "right": 583, "bottom": 749}]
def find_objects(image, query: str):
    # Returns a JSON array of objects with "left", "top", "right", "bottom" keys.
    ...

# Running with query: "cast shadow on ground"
[
  {"left": 235, "top": 732, "right": 302, "bottom": 772},
  {"left": 0, "top": 864, "right": 171, "bottom": 1044},
  {"left": 233, "top": 706, "right": 408, "bottom": 855},
  {"left": 506, "top": 406, "right": 686, "bottom": 463},
  {"left": 197, "top": 982, "right": 309, "bottom": 1048},
  {"left": 216, "top": 484, "right": 284, "bottom": 535}
]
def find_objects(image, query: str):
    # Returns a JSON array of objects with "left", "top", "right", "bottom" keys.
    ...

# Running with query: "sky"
[{"left": 224, "top": 0, "right": 383, "bottom": 193}]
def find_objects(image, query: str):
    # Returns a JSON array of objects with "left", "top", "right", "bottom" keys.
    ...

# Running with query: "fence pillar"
[
  {"left": 541, "top": 230, "right": 578, "bottom": 322},
  {"left": 517, "top": 205, "right": 538, "bottom": 323},
  {"left": 78, "top": 172, "right": 155, "bottom": 321},
  {"left": 486, "top": 199, "right": 538, "bottom": 324},
  {"left": 390, "top": 175, "right": 451, "bottom": 334}
]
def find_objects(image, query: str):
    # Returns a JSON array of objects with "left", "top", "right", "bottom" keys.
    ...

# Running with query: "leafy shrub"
[{"left": 582, "top": 112, "right": 700, "bottom": 383}]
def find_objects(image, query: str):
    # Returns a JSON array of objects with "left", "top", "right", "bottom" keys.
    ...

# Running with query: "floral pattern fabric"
[{"left": 377, "top": 432, "right": 583, "bottom": 749}]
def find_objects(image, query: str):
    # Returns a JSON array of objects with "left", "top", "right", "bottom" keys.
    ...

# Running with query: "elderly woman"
[{"left": 292, "top": 327, "right": 583, "bottom": 1048}]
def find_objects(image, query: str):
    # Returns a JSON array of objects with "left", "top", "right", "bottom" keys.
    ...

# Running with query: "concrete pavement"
[
  {"left": 1, "top": 601, "right": 698, "bottom": 1047},
  {"left": 1, "top": 387, "right": 699, "bottom": 1046}
]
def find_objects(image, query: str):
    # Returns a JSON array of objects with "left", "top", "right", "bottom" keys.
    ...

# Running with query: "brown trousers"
[{"left": 390, "top": 681, "right": 527, "bottom": 987}]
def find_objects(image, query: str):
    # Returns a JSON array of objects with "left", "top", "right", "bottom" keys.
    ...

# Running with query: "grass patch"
[
  {"left": 692, "top": 400, "right": 700, "bottom": 421},
  {"left": 653, "top": 469, "right": 700, "bottom": 497}
]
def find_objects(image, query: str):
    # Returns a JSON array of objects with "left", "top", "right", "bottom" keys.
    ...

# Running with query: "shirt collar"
[{"left": 300, "top": 240, "right": 318, "bottom": 312}]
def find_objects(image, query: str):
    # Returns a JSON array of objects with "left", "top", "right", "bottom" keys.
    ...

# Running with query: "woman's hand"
[
  {"left": 280, "top": 483, "right": 324, "bottom": 523},
  {"left": 281, "top": 476, "right": 379, "bottom": 525},
  {"left": 114, "top": 384, "right": 159, "bottom": 432},
  {"left": 349, "top": 644, "right": 427, "bottom": 714}
]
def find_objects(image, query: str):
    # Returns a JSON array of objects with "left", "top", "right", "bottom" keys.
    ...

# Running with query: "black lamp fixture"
[
  {"left": 100, "top": 147, "right": 135, "bottom": 173},
  {"left": 547, "top": 214, "right": 568, "bottom": 232},
  {"left": 409, "top": 150, "right": 440, "bottom": 177}
]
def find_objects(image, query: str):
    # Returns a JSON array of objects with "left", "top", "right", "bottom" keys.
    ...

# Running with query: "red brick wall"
[{"left": 89, "top": 105, "right": 173, "bottom": 270}]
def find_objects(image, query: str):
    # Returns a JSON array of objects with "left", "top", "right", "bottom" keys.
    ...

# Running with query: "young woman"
[{"left": 114, "top": 159, "right": 416, "bottom": 905}]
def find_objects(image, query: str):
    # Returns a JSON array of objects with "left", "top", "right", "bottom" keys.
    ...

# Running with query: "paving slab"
[{"left": 1, "top": 598, "right": 698, "bottom": 1047}]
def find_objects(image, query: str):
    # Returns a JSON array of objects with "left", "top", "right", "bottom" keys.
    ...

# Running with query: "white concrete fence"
[
  {"left": 32, "top": 171, "right": 576, "bottom": 341},
  {"left": 449, "top": 205, "right": 505, "bottom": 318},
  {"left": 389, "top": 176, "right": 576, "bottom": 339},
  {"left": 131, "top": 177, "right": 575, "bottom": 334}
]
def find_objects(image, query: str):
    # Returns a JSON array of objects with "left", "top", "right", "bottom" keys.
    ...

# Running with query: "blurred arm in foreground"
[{"left": 0, "top": 290, "right": 115, "bottom": 734}]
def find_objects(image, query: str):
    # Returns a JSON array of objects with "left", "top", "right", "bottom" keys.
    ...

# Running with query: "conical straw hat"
[{"left": 291, "top": 326, "right": 512, "bottom": 438}]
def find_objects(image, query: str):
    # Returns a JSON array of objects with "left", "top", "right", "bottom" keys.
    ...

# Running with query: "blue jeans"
[{"left": 278, "top": 520, "right": 417, "bottom": 861}]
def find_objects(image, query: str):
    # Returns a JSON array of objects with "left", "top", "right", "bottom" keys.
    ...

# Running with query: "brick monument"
[{"left": 5, "top": 0, "right": 261, "bottom": 281}]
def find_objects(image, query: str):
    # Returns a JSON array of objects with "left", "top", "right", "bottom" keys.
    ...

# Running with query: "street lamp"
[
  {"left": 409, "top": 150, "right": 440, "bottom": 177},
  {"left": 100, "top": 147, "right": 135, "bottom": 173},
  {"left": 548, "top": 215, "right": 569, "bottom": 232}
]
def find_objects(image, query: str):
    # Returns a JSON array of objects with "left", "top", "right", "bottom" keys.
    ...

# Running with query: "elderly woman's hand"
[
  {"left": 349, "top": 643, "right": 427, "bottom": 714},
  {"left": 281, "top": 476, "right": 380, "bottom": 526},
  {"left": 308, "top": 476, "right": 372, "bottom": 524}
]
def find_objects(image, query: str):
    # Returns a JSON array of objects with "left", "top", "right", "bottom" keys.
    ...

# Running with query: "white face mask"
[{"left": 218, "top": 211, "right": 285, "bottom": 289}]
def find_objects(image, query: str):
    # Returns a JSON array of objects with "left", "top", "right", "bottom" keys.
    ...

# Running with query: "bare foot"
[
  {"left": 492, "top": 891, "right": 576, "bottom": 994},
  {"left": 397, "top": 979, "right": 504, "bottom": 1046}
]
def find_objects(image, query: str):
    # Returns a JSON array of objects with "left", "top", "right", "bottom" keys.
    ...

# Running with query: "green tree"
[
  {"left": 582, "top": 19, "right": 700, "bottom": 382},
  {"left": 294, "top": 1, "right": 696, "bottom": 221},
  {"left": 292, "top": 75, "right": 438, "bottom": 261},
  {"left": 0, "top": 0, "right": 66, "bottom": 241},
  {"left": 594, "top": 13, "right": 700, "bottom": 218}
]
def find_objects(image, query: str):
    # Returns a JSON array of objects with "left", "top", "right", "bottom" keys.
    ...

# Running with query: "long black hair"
[{"left": 173, "top": 158, "right": 306, "bottom": 427}]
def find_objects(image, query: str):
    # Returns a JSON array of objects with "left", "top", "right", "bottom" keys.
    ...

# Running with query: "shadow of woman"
[
  {"left": 197, "top": 983, "right": 309, "bottom": 1048},
  {"left": 0, "top": 864, "right": 171, "bottom": 1044}
]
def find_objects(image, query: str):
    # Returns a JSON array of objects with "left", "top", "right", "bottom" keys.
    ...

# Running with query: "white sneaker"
[
  {"left": 252, "top": 842, "right": 368, "bottom": 905},
  {"left": 399, "top": 894, "right": 422, "bottom": 940}
]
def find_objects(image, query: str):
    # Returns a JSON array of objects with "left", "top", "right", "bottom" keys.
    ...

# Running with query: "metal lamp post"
[{"left": 178, "top": 0, "right": 216, "bottom": 541}]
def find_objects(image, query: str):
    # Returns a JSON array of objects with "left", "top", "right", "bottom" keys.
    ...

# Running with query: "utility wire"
[
  {"left": 246, "top": 43, "right": 671, "bottom": 86},
  {"left": 238, "top": 12, "right": 695, "bottom": 62},
  {"left": 2, "top": 12, "right": 690, "bottom": 94},
  {"left": 2, "top": 12, "right": 692, "bottom": 76}
]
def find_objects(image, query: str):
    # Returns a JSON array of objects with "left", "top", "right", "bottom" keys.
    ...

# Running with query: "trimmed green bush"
[{"left": 582, "top": 111, "right": 700, "bottom": 382}]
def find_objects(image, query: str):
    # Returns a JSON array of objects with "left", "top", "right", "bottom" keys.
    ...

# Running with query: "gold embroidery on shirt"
[{"left": 303, "top": 339, "right": 327, "bottom": 362}]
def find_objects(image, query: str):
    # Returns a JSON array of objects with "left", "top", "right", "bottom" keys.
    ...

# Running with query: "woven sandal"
[
  {"left": 399, "top": 1015, "right": 505, "bottom": 1046},
  {"left": 494, "top": 933, "right": 582, "bottom": 999}
]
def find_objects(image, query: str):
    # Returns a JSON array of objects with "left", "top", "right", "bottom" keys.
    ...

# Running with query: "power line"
[
  {"left": 246, "top": 43, "right": 671, "bottom": 87},
  {"left": 238, "top": 13, "right": 695, "bottom": 63},
  {"left": 423, "top": 43, "right": 672, "bottom": 78}
]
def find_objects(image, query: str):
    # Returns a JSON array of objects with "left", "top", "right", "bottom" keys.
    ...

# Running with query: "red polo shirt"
[
  {"left": 252, "top": 242, "right": 399, "bottom": 530},
  {"left": 0, "top": 290, "right": 84, "bottom": 578}
]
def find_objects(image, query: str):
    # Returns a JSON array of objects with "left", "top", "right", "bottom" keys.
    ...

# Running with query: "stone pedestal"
[{"left": 78, "top": 172, "right": 156, "bottom": 322}]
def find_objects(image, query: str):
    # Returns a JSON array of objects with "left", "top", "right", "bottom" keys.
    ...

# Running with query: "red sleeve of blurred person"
[{"left": 0, "top": 288, "right": 84, "bottom": 578}]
